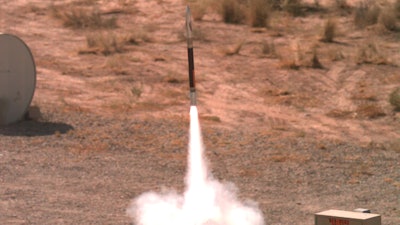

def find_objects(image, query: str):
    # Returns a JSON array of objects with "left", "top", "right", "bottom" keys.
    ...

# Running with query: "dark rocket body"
[{"left": 186, "top": 6, "right": 196, "bottom": 106}]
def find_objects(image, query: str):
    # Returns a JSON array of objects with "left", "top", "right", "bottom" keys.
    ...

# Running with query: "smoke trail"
[{"left": 127, "top": 106, "right": 265, "bottom": 225}]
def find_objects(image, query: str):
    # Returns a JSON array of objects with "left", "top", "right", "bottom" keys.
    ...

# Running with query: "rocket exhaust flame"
[
  {"left": 127, "top": 106, "right": 265, "bottom": 225},
  {"left": 126, "top": 6, "right": 265, "bottom": 225}
]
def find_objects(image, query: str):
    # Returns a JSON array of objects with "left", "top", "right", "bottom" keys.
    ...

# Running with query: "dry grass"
[
  {"left": 321, "top": 18, "right": 336, "bottom": 42},
  {"left": 261, "top": 39, "right": 277, "bottom": 57},
  {"left": 189, "top": 0, "right": 209, "bottom": 21},
  {"left": 282, "top": 0, "right": 303, "bottom": 17},
  {"left": 268, "top": 0, "right": 284, "bottom": 10},
  {"left": 220, "top": 0, "right": 246, "bottom": 24},
  {"left": 388, "top": 138, "right": 400, "bottom": 153},
  {"left": 201, "top": 115, "right": 222, "bottom": 123},
  {"left": 354, "top": 2, "right": 380, "bottom": 29},
  {"left": 80, "top": 32, "right": 125, "bottom": 55},
  {"left": 51, "top": 5, "right": 117, "bottom": 29},
  {"left": 311, "top": 48, "right": 323, "bottom": 69},
  {"left": 222, "top": 41, "right": 244, "bottom": 56},
  {"left": 192, "top": 27, "right": 208, "bottom": 42},
  {"left": 329, "top": 47, "right": 345, "bottom": 61},
  {"left": 268, "top": 152, "right": 310, "bottom": 163},
  {"left": 326, "top": 109, "right": 354, "bottom": 119},
  {"left": 351, "top": 91, "right": 378, "bottom": 102},
  {"left": 349, "top": 163, "right": 374, "bottom": 184},
  {"left": 279, "top": 40, "right": 308, "bottom": 69},
  {"left": 396, "top": 0, "right": 400, "bottom": 18},
  {"left": 355, "top": 103, "right": 386, "bottom": 119},
  {"left": 379, "top": 6, "right": 399, "bottom": 32},
  {"left": 130, "top": 83, "right": 143, "bottom": 98},
  {"left": 133, "top": 101, "right": 165, "bottom": 111},
  {"left": 125, "top": 26, "right": 154, "bottom": 44},
  {"left": 389, "top": 87, "right": 400, "bottom": 111},
  {"left": 248, "top": 0, "right": 271, "bottom": 27},
  {"left": 335, "top": 0, "right": 351, "bottom": 11},
  {"left": 279, "top": 58, "right": 300, "bottom": 70},
  {"left": 278, "top": 42, "right": 304, "bottom": 70},
  {"left": 355, "top": 40, "right": 389, "bottom": 65},
  {"left": 104, "top": 55, "right": 129, "bottom": 75}
]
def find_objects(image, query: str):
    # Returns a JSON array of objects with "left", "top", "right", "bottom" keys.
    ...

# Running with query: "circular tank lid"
[{"left": 0, "top": 33, "right": 36, "bottom": 125}]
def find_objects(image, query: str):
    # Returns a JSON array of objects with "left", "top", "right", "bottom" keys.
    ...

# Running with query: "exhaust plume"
[{"left": 127, "top": 106, "right": 265, "bottom": 225}]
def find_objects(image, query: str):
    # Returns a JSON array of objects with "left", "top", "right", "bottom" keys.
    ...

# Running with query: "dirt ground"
[{"left": 0, "top": 0, "right": 399, "bottom": 224}]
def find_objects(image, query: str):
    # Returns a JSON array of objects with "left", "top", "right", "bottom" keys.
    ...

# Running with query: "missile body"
[{"left": 186, "top": 6, "right": 196, "bottom": 106}]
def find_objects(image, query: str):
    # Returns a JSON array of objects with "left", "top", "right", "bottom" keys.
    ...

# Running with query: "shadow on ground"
[{"left": 0, "top": 120, "right": 74, "bottom": 136}]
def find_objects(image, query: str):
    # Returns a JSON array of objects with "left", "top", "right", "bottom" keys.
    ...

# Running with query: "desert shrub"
[
  {"left": 321, "top": 18, "right": 336, "bottom": 42},
  {"left": 380, "top": 7, "right": 399, "bottom": 31},
  {"left": 395, "top": 0, "right": 400, "bottom": 18},
  {"left": 262, "top": 39, "right": 276, "bottom": 56},
  {"left": 330, "top": 48, "right": 345, "bottom": 61},
  {"left": 311, "top": 48, "right": 323, "bottom": 69},
  {"left": 282, "top": 0, "right": 303, "bottom": 17},
  {"left": 279, "top": 40, "right": 304, "bottom": 69},
  {"left": 131, "top": 86, "right": 143, "bottom": 98},
  {"left": 354, "top": 2, "right": 380, "bottom": 28},
  {"left": 269, "top": 0, "right": 284, "bottom": 9},
  {"left": 249, "top": 0, "right": 271, "bottom": 27},
  {"left": 190, "top": 0, "right": 209, "bottom": 21},
  {"left": 280, "top": 60, "right": 300, "bottom": 69},
  {"left": 84, "top": 32, "right": 124, "bottom": 55},
  {"left": 356, "top": 103, "right": 386, "bottom": 119},
  {"left": 246, "top": 0, "right": 305, "bottom": 16},
  {"left": 125, "top": 28, "right": 151, "bottom": 44},
  {"left": 52, "top": 6, "right": 117, "bottom": 29},
  {"left": 356, "top": 41, "right": 388, "bottom": 65},
  {"left": 335, "top": 0, "right": 350, "bottom": 10},
  {"left": 201, "top": 115, "right": 221, "bottom": 122},
  {"left": 389, "top": 88, "right": 400, "bottom": 111},
  {"left": 389, "top": 139, "right": 400, "bottom": 153},
  {"left": 220, "top": 0, "right": 246, "bottom": 24},
  {"left": 223, "top": 41, "right": 244, "bottom": 56},
  {"left": 326, "top": 109, "right": 353, "bottom": 119}
]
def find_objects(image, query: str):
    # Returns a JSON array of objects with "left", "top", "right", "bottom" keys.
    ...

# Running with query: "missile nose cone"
[
  {"left": 186, "top": 6, "right": 193, "bottom": 48},
  {"left": 186, "top": 6, "right": 196, "bottom": 106}
]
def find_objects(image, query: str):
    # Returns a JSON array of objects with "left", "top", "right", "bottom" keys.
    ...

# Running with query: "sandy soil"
[{"left": 0, "top": 0, "right": 399, "bottom": 224}]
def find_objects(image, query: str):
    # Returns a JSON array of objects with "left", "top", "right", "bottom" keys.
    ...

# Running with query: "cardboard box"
[{"left": 315, "top": 209, "right": 381, "bottom": 225}]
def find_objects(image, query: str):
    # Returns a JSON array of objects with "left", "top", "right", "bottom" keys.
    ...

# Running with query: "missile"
[{"left": 186, "top": 6, "right": 196, "bottom": 106}]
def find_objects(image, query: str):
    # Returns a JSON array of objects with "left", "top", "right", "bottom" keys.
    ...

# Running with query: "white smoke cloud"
[{"left": 127, "top": 106, "right": 265, "bottom": 225}]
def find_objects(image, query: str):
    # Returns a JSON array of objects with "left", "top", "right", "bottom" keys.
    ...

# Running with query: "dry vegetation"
[
  {"left": 321, "top": 17, "right": 337, "bottom": 42},
  {"left": 390, "top": 87, "right": 400, "bottom": 111},
  {"left": 354, "top": 2, "right": 380, "bottom": 28},
  {"left": 81, "top": 32, "right": 125, "bottom": 55},
  {"left": 248, "top": 0, "right": 271, "bottom": 27},
  {"left": 51, "top": 3, "right": 118, "bottom": 29},
  {"left": 42, "top": 0, "right": 400, "bottom": 138},
  {"left": 220, "top": 0, "right": 246, "bottom": 24}
]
